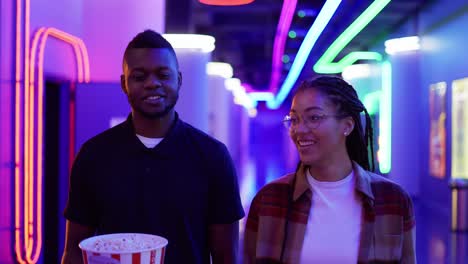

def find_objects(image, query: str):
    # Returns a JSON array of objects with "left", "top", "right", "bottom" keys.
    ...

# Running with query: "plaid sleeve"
[
  {"left": 243, "top": 193, "right": 261, "bottom": 264},
  {"left": 403, "top": 191, "right": 416, "bottom": 232},
  {"left": 402, "top": 190, "right": 416, "bottom": 263}
]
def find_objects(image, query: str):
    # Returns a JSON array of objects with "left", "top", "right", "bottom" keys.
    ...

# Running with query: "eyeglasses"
[{"left": 282, "top": 113, "right": 347, "bottom": 130}]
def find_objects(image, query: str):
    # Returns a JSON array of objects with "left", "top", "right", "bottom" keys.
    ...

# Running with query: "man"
[{"left": 61, "top": 30, "right": 245, "bottom": 264}]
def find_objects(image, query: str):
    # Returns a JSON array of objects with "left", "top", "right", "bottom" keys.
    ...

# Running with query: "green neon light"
[
  {"left": 313, "top": 0, "right": 391, "bottom": 74},
  {"left": 363, "top": 90, "right": 381, "bottom": 116},
  {"left": 282, "top": 54, "right": 290, "bottom": 63},
  {"left": 379, "top": 61, "right": 392, "bottom": 174},
  {"left": 288, "top": 30, "right": 297, "bottom": 39},
  {"left": 298, "top": 10, "right": 306, "bottom": 18}
]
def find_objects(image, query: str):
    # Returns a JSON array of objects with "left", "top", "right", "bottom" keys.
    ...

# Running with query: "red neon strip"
[{"left": 69, "top": 83, "right": 76, "bottom": 170}]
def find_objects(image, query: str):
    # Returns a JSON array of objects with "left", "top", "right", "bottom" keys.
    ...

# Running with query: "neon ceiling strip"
[
  {"left": 267, "top": 0, "right": 298, "bottom": 94},
  {"left": 248, "top": 92, "right": 275, "bottom": 102},
  {"left": 313, "top": 0, "right": 391, "bottom": 74},
  {"left": 265, "top": 0, "right": 343, "bottom": 109}
]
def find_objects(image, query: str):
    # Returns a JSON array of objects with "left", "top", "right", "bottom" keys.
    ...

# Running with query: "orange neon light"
[
  {"left": 24, "top": 0, "right": 33, "bottom": 256},
  {"left": 14, "top": 2, "right": 90, "bottom": 260},
  {"left": 20, "top": 27, "right": 45, "bottom": 264},
  {"left": 15, "top": 0, "right": 27, "bottom": 262}
]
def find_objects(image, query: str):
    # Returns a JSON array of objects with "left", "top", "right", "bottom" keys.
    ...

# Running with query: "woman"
[{"left": 243, "top": 76, "right": 416, "bottom": 263}]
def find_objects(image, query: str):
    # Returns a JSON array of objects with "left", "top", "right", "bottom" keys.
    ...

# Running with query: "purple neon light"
[
  {"left": 268, "top": 0, "right": 297, "bottom": 94},
  {"left": 242, "top": 83, "right": 255, "bottom": 93}
]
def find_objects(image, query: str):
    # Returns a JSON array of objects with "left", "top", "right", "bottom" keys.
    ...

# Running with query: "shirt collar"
[
  {"left": 292, "top": 161, "right": 375, "bottom": 202},
  {"left": 121, "top": 112, "right": 184, "bottom": 157}
]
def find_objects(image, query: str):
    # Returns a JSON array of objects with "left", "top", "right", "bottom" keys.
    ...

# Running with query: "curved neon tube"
[
  {"left": 268, "top": 0, "right": 297, "bottom": 94},
  {"left": 15, "top": 23, "right": 90, "bottom": 263},
  {"left": 313, "top": 0, "right": 391, "bottom": 74},
  {"left": 266, "top": 0, "right": 342, "bottom": 109}
]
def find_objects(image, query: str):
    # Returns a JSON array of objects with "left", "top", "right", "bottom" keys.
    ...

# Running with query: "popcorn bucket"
[{"left": 79, "top": 233, "right": 168, "bottom": 264}]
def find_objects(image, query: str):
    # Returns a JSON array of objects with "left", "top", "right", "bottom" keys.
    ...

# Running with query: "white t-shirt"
[
  {"left": 136, "top": 134, "right": 163, "bottom": 148},
  {"left": 299, "top": 169, "right": 362, "bottom": 264}
]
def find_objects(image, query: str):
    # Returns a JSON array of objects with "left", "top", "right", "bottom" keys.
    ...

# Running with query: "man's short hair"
[{"left": 123, "top": 30, "right": 177, "bottom": 69}]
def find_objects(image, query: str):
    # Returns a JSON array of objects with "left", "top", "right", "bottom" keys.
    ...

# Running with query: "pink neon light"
[
  {"left": 78, "top": 39, "right": 91, "bottom": 82},
  {"left": 242, "top": 83, "right": 257, "bottom": 93},
  {"left": 15, "top": 23, "right": 90, "bottom": 264},
  {"left": 25, "top": 0, "right": 32, "bottom": 257},
  {"left": 14, "top": 1, "right": 90, "bottom": 263},
  {"left": 23, "top": 28, "right": 46, "bottom": 264},
  {"left": 14, "top": 0, "right": 28, "bottom": 261},
  {"left": 26, "top": 27, "right": 89, "bottom": 264},
  {"left": 267, "top": 0, "right": 297, "bottom": 94}
]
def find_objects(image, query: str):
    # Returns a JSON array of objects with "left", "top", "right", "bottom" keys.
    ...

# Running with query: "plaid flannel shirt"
[{"left": 244, "top": 161, "right": 416, "bottom": 264}]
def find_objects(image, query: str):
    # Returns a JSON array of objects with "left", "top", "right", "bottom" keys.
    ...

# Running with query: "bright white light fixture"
[
  {"left": 225, "top": 78, "right": 256, "bottom": 110},
  {"left": 206, "top": 62, "right": 233, "bottom": 78},
  {"left": 342, "top": 64, "right": 372, "bottom": 80},
  {"left": 385, "top": 36, "right": 420, "bottom": 55},
  {"left": 163, "top": 34, "right": 215, "bottom": 53},
  {"left": 225, "top": 78, "right": 241, "bottom": 91}
]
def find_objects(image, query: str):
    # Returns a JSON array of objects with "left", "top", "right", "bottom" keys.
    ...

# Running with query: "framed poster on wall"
[
  {"left": 429, "top": 82, "right": 447, "bottom": 178},
  {"left": 452, "top": 78, "right": 468, "bottom": 180}
]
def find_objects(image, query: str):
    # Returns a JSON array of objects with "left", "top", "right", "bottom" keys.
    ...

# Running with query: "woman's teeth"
[{"left": 298, "top": 140, "right": 315, "bottom": 146}]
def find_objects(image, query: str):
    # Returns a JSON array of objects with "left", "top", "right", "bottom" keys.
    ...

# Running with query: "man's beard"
[{"left": 139, "top": 102, "right": 176, "bottom": 119}]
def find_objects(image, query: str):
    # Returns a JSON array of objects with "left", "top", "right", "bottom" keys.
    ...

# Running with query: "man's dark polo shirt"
[{"left": 64, "top": 113, "right": 245, "bottom": 264}]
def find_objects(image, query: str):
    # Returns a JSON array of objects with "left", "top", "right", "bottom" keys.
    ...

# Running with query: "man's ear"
[
  {"left": 177, "top": 71, "right": 183, "bottom": 89},
  {"left": 120, "top": 74, "right": 128, "bottom": 95}
]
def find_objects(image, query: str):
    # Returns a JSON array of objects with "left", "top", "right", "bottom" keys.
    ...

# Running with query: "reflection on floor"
[{"left": 415, "top": 200, "right": 468, "bottom": 264}]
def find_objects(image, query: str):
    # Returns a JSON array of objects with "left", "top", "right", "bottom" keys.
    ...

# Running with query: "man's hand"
[{"left": 61, "top": 220, "right": 96, "bottom": 264}]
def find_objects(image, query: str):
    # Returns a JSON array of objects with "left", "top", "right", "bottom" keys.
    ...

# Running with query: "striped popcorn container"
[{"left": 79, "top": 233, "right": 168, "bottom": 264}]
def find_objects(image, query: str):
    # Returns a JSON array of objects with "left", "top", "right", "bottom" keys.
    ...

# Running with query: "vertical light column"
[
  {"left": 451, "top": 78, "right": 468, "bottom": 180},
  {"left": 207, "top": 62, "right": 233, "bottom": 148},
  {"left": 342, "top": 63, "right": 389, "bottom": 173},
  {"left": 385, "top": 36, "right": 421, "bottom": 196},
  {"left": 164, "top": 34, "right": 215, "bottom": 132},
  {"left": 380, "top": 61, "right": 392, "bottom": 174}
]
